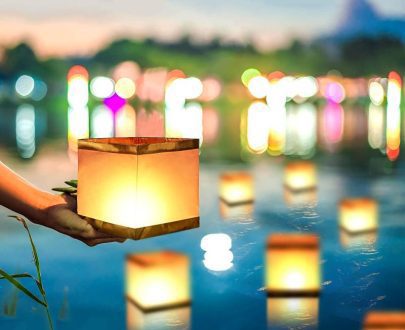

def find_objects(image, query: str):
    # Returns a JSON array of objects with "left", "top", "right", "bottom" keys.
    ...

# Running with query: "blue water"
[{"left": 0, "top": 153, "right": 404, "bottom": 330}]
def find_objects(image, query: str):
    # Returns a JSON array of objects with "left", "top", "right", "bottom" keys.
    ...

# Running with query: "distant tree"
[{"left": 0, "top": 43, "right": 40, "bottom": 79}]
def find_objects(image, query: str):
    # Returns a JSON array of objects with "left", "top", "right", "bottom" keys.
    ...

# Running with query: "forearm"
[{"left": 0, "top": 162, "right": 57, "bottom": 223}]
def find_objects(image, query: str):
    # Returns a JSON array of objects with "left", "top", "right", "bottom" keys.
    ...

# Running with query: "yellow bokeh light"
[{"left": 115, "top": 77, "right": 136, "bottom": 99}]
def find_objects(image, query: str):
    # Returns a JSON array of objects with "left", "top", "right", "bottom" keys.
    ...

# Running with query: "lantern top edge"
[
  {"left": 126, "top": 250, "right": 188, "bottom": 267},
  {"left": 364, "top": 312, "right": 405, "bottom": 327},
  {"left": 340, "top": 198, "right": 377, "bottom": 208},
  {"left": 285, "top": 161, "right": 316, "bottom": 170},
  {"left": 220, "top": 172, "right": 252, "bottom": 181},
  {"left": 267, "top": 233, "right": 319, "bottom": 249},
  {"left": 78, "top": 137, "right": 199, "bottom": 155}
]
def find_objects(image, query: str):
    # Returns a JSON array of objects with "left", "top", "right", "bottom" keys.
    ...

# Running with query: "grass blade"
[
  {"left": 0, "top": 269, "right": 46, "bottom": 307},
  {"left": 64, "top": 180, "right": 78, "bottom": 188}
]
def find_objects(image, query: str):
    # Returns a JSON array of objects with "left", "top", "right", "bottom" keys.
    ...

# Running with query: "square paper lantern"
[
  {"left": 266, "top": 234, "right": 320, "bottom": 296},
  {"left": 126, "top": 251, "right": 190, "bottom": 311},
  {"left": 284, "top": 161, "right": 317, "bottom": 192},
  {"left": 339, "top": 198, "right": 378, "bottom": 234},
  {"left": 363, "top": 312, "right": 405, "bottom": 330},
  {"left": 219, "top": 172, "right": 253, "bottom": 205},
  {"left": 77, "top": 137, "right": 199, "bottom": 239},
  {"left": 267, "top": 297, "right": 318, "bottom": 328},
  {"left": 127, "top": 301, "right": 190, "bottom": 330}
]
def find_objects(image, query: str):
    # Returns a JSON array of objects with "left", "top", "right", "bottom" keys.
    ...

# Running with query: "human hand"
[{"left": 38, "top": 194, "right": 126, "bottom": 246}]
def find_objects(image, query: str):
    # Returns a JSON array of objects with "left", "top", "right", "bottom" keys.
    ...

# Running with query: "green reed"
[{"left": 0, "top": 216, "right": 53, "bottom": 330}]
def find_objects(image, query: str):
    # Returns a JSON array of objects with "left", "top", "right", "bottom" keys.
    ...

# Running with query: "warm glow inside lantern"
[
  {"left": 219, "top": 172, "right": 253, "bottom": 205},
  {"left": 284, "top": 161, "right": 317, "bottom": 192},
  {"left": 267, "top": 297, "right": 319, "bottom": 328},
  {"left": 126, "top": 251, "right": 190, "bottom": 311},
  {"left": 77, "top": 137, "right": 199, "bottom": 239},
  {"left": 339, "top": 198, "right": 378, "bottom": 234},
  {"left": 363, "top": 311, "right": 405, "bottom": 330},
  {"left": 127, "top": 300, "right": 190, "bottom": 330},
  {"left": 266, "top": 234, "right": 320, "bottom": 296}
]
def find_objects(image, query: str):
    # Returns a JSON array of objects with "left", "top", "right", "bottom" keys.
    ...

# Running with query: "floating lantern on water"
[
  {"left": 284, "top": 161, "right": 316, "bottom": 192},
  {"left": 127, "top": 301, "right": 191, "bottom": 330},
  {"left": 266, "top": 234, "right": 320, "bottom": 296},
  {"left": 219, "top": 200, "right": 253, "bottom": 219},
  {"left": 126, "top": 251, "right": 190, "bottom": 311},
  {"left": 219, "top": 172, "right": 253, "bottom": 205},
  {"left": 267, "top": 297, "right": 319, "bottom": 328},
  {"left": 363, "top": 311, "right": 405, "bottom": 330},
  {"left": 201, "top": 233, "right": 233, "bottom": 271},
  {"left": 77, "top": 137, "right": 199, "bottom": 239},
  {"left": 339, "top": 198, "right": 378, "bottom": 234}
]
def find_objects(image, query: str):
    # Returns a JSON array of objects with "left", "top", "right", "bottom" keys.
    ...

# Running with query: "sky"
[{"left": 0, "top": 0, "right": 404, "bottom": 58}]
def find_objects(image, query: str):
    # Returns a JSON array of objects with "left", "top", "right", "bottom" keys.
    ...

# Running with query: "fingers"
[{"left": 80, "top": 237, "right": 126, "bottom": 247}]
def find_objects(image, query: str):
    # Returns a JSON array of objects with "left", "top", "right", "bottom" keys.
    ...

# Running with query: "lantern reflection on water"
[
  {"left": 363, "top": 311, "right": 405, "bottom": 330},
  {"left": 339, "top": 198, "right": 378, "bottom": 234},
  {"left": 127, "top": 301, "right": 191, "bottom": 330},
  {"left": 267, "top": 297, "right": 319, "bottom": 329},
  {"left": 284, "top": 187, "right": 317, "bottom": 206},
  {"left": 78, "top": 137, "right": 199, "bottom": 239},
  {"left": 266, "top": 234, "right": 321, "bottom": 296},
  {"left": 339, "top": 229, "right": 377, "bottom": 251},
  {"left": 284, "top": 161, "right": 317, "bottom": 192},
  {"left": 201, "top": 233, "right": 233, "bottom": 272},
  {"left": 126, "top": 251, "right": 190, "bottom": 311},
  {"left": 219, "top": 200, "right": 253, "bottom": 219},
  {"left": 219, "top": 172, "right": 253, "bottom": 205}
]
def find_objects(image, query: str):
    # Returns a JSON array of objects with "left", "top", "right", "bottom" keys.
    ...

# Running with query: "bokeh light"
[
  {"left": 16, "top": 104, "right": 35, "bottom": 159},
  {"left": 248, "top": 76, "right": 269, "bottom": 99},
  {"left": 15, "top": 75, "right": 35, "bottom": 98},
  {"left": 115, "top": 77, "right": 136, "bottom": 99},
  {"left": 90, "top": 76, "right": 115, "bottom": 99},
  {"left": 241, "top": 68, "right": 261, "bottom": 87}
]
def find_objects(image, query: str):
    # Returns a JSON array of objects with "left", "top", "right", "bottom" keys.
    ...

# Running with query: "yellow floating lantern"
[
  {"left": 266, "top": 234, "right": 320, "bottom": 296},
  {"left": 363, "top": 311, "right": 405, "bottom": 330},
  {"left": 284, "top": 161, "right": 317, "bottom": 192},
  {"left": 127, "top": 301, "right": 190, "bottom": 330},
  {"left": 126, "top": 251, "right": 190, "bottom": 311},
  {"left": 267, "top": 297, "right": 319, "bottom": 328},
  {"left": 339, "top": 198, "right": 378, "bottom": 234},
  {"left": 219, "top": 172, "right": 253, "bottom": 205},
  {"left": 77, "top": 137, "right": 199, "bottom": 239}
]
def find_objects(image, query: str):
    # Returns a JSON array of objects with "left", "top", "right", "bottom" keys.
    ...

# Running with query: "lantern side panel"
[
  {"left": 266, "top": 247, "right": 320, "bottom": 295},
  {"left": 78, "top": 149, "right": 138, "bottom": 227},
  {"left": 135, "top": 148, "right": 199, "bottom": 228}
]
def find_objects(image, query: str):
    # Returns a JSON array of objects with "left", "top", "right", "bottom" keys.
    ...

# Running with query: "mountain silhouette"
[{"left": 321, "top": 0, "right": 405, "bottom": 42}]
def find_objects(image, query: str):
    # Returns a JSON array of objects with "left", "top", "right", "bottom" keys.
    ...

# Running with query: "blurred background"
[{"left": 0, "top": 0, "right": 404, "bottom": 166}]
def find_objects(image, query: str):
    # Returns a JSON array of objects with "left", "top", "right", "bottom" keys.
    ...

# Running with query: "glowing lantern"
[
  {"left": 267, "top": 297, "right": 318, "bottom": 328},
  {"left": 126, "top": 251, "right": 190, "bottom": 311},
  {"left": 219, "top": 172, "right": 253, "bottom": 205},
  {"left": 266, "top": 234, "right": 320, "bottom": 296},
  {"left": 284, "top": 161, "right": 316, "bottom": 192},
  {"left": 363, "top": 312, "right": 405, "bottom": 330},
  {"left": 339, "top": 198, "right": 378, "bottom": 234},
  {"left": 77, "top": 137, "right": 199, "bottom": 239}
]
